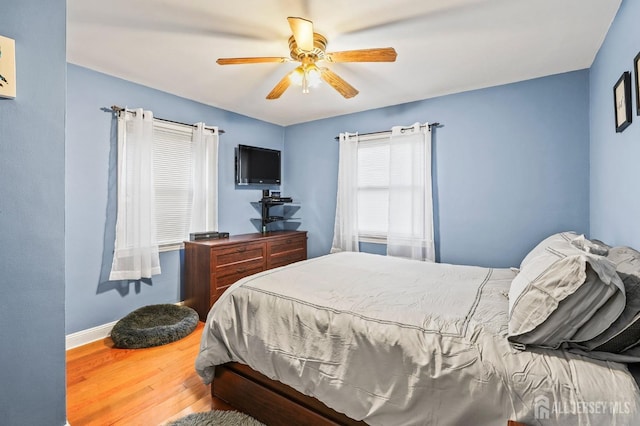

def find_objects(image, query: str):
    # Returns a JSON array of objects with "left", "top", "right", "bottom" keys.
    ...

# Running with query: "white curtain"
[
  {"left": 109, "top": 108, "right": 162, "bottom": 280},
  {"left": 387, "top": 123, "right": 435, "bottom": 261},
  {"left": 190, "top": 123, "right": 219, "bottom": 233},
  {"left": 331, "top": 132, "right": 360, "bottom": 253}
]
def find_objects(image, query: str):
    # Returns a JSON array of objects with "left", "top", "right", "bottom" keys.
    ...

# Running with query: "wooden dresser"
[{"left": 184, "top": 230, "right": 307, "bottom": 320}]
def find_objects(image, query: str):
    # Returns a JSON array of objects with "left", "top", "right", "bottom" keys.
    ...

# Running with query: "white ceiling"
[{"left": 67, "top": 0, "right": 622, "bottom": 126}]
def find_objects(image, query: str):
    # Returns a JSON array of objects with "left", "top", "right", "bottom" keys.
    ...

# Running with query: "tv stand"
[{"left": 258, "top": 197, "right": 299, "bottom": 233}]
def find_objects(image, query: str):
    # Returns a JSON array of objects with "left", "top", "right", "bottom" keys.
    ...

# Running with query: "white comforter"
[{"left": 196, "top": 252, "right": 640, "bottom": 425}]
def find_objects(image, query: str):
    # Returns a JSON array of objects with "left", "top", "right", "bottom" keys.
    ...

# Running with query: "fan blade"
[
  {"left": 325, "top": 48, "right": 397, "bottom": 63},
  {"left": 266, "top": 70, "right": 296, "bottom": 100},
  {"left": 217, "top": 57, "right": 288, "bottom": 65},
  {"left": 320, "top": 68, "right": 359, "bottom": 99},
  {"left": 287, "top": 17, "right": 314, "bottom": 51}
]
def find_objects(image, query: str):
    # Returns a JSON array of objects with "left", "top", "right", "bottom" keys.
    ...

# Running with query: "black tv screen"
[{"left": 236, "top": 144, "right": 281, "bottom": 185}]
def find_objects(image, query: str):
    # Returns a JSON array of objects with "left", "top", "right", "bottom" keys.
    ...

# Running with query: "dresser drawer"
[
  {"left": 210, "top": 259, "right": 265, "bottom": 306},
  {"left": 267, "top": 235, "right": 307, "bottom": 256},
  {"left": 267, "top": 234, "right": 307, "bottom": 269},
  {"left": 213, "top": 242, "right": 265, "bottom": 266},
  {"left": 215, "top": 258, "right": 265, "bottom": 286},
  {"left": 211, "top": 268, "right": 264, "bottom": 302},
  {"left": 268, "top": 249, "right": 306, "bottom": 269}
]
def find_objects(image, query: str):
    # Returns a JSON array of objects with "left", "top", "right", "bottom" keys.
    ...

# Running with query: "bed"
[{"left": 196, "top": 237, "right": 640, "bottom": 425}]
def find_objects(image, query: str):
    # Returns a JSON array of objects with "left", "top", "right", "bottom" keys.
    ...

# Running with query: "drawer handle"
[
  {"left": 236, "top": 247, "right": 247, "bottom": 253},
  {"left": 236, "top": 267, "right": 247, "bottom": 273},
  {"left": 286, "top": 239, "right": 292, "bottom": 244}
]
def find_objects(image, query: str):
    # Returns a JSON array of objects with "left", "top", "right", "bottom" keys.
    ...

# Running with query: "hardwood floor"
[{"left": 66, "top": 322, "right": 233, "bottom": 426}]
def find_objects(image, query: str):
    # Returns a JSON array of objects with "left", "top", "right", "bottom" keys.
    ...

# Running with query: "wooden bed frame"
[{"left": 212, "top": 362, "right": 529, "bottom": 426}]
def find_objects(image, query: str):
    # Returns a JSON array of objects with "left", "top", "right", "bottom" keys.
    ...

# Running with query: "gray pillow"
[
  {"left": 508, "top": 232, "right": 625, "bottom": 349},
  {"left": 571, "top": 246, "right": 640, "bottom": 354}
]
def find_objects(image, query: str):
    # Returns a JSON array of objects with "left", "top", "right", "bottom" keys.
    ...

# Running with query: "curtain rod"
[
  {"left": 333, "top": 122, "right": 441, "bottom": 141},
  {"left": 110, "top": 105, "right": 225, "bottom": 134}
]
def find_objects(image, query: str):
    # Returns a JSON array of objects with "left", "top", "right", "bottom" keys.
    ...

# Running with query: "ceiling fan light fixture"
[
  {"left": 304, "top": 64, "right": 322, "bottom": 89},
  {"left": 289, "top": 64, "right": 322, "bottom": 94},
  {"left": 218, "top": 17, "right": 397, "bottom": 100},
  {"left": 289, "top": 66, "right": 304, "bottom": 86}
]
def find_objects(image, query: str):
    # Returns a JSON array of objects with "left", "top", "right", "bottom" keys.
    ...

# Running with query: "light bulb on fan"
[
  {"left": 289, "top": 63, "right": 322, "bottom": 94},
  {"left": 305, "top": 64, "right": 321, "bottom": 87},
  {"left": 289, "top": 66, "right": 304, "bottom": 86}
]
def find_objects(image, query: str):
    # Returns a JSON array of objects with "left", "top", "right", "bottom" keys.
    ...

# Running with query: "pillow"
[
  {"left": 569, "top": 234, "right": 610, "bottom": 256},
  {"left": 508, "top": 232, "right": 625, "bottom": 349},
  {"left": 570, "top": 246, "right": 640, "bottom": 354}
]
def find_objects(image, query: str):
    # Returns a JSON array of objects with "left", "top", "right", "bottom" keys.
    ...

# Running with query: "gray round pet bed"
[{"left": 111, "top": 304, "right": 199, "bottom": 349}]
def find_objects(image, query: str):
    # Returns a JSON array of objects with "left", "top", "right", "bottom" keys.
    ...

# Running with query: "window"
[
  {"left": 333, "top": 124, "right": 434, "bottom": 261},
  {"left": 356, "top": 132, "right": 430, "bottom": 244},
  {"left": 153, "top": 120, "right": 217, "bottom": 250},
  {"left": 357, "top": 137, "right": 390, "bottom": 241},
  {"left": 111, "top": 108, "right": 218, "bottom": 280}
]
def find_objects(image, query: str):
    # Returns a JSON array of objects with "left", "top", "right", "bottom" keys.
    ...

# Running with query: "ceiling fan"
[{"left": 216, "top": 17, "right": 397, "bottom": 100}]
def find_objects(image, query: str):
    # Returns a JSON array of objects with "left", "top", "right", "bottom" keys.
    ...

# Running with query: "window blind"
[
  {"left": 357, "top": 138, "right": 390, "bottom": 239},
  {"left": 152, "top": 121, "right": 195, "bottom": 248}
]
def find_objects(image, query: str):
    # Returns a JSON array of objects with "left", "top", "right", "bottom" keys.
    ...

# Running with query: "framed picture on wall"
[
  {"left": 0, "top": 35, "right": 16, "bottom": 99},
  {"left": 614, "top": 71, "right": 632, "bottom": 133},
  {"left": 635, "top": 52, "right": 640, "bottom": 116}
]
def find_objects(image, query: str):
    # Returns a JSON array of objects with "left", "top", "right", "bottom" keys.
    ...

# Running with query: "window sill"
[
  {"left": 358, "top": 236, "right": 387, "bottom": 244},
  {"left": 159, "top": 242, "right": 184, "bottom": 253}
]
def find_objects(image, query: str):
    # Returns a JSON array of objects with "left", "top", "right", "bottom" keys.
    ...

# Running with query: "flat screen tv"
[{"left": 235, "top": 144, "right": 281, "bottom": 185}]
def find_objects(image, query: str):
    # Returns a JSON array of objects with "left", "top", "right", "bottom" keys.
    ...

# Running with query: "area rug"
[
  {"left": 110, "top": 304, "right": 199, "bottom": 349},
  {"left": 165, "top": 410, "right": 265, "bottom": 426}
]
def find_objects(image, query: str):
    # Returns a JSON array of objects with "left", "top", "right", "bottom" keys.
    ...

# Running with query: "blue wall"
[
  {"left": 66, "top": 64, "right": 284, "bottom": 334},
  {"left": 0, "top": 1, "right": 628, "bottom": 422},
  {"left": 285, "top": 71, "right": 591, "bottom": 267},
  {"left": 0, "top": 1, "right": 67, "bottom": 425},
  {"left": 67, "top": 65, "right": 592, "bottom": 335},
  {"left": 590, "top": 0, "right": 640, "bottom": 246}
]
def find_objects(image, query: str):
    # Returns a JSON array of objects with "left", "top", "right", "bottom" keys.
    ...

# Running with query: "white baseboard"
[{"left": 65, "top": 320, "right": 117, "bottom": 350}]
